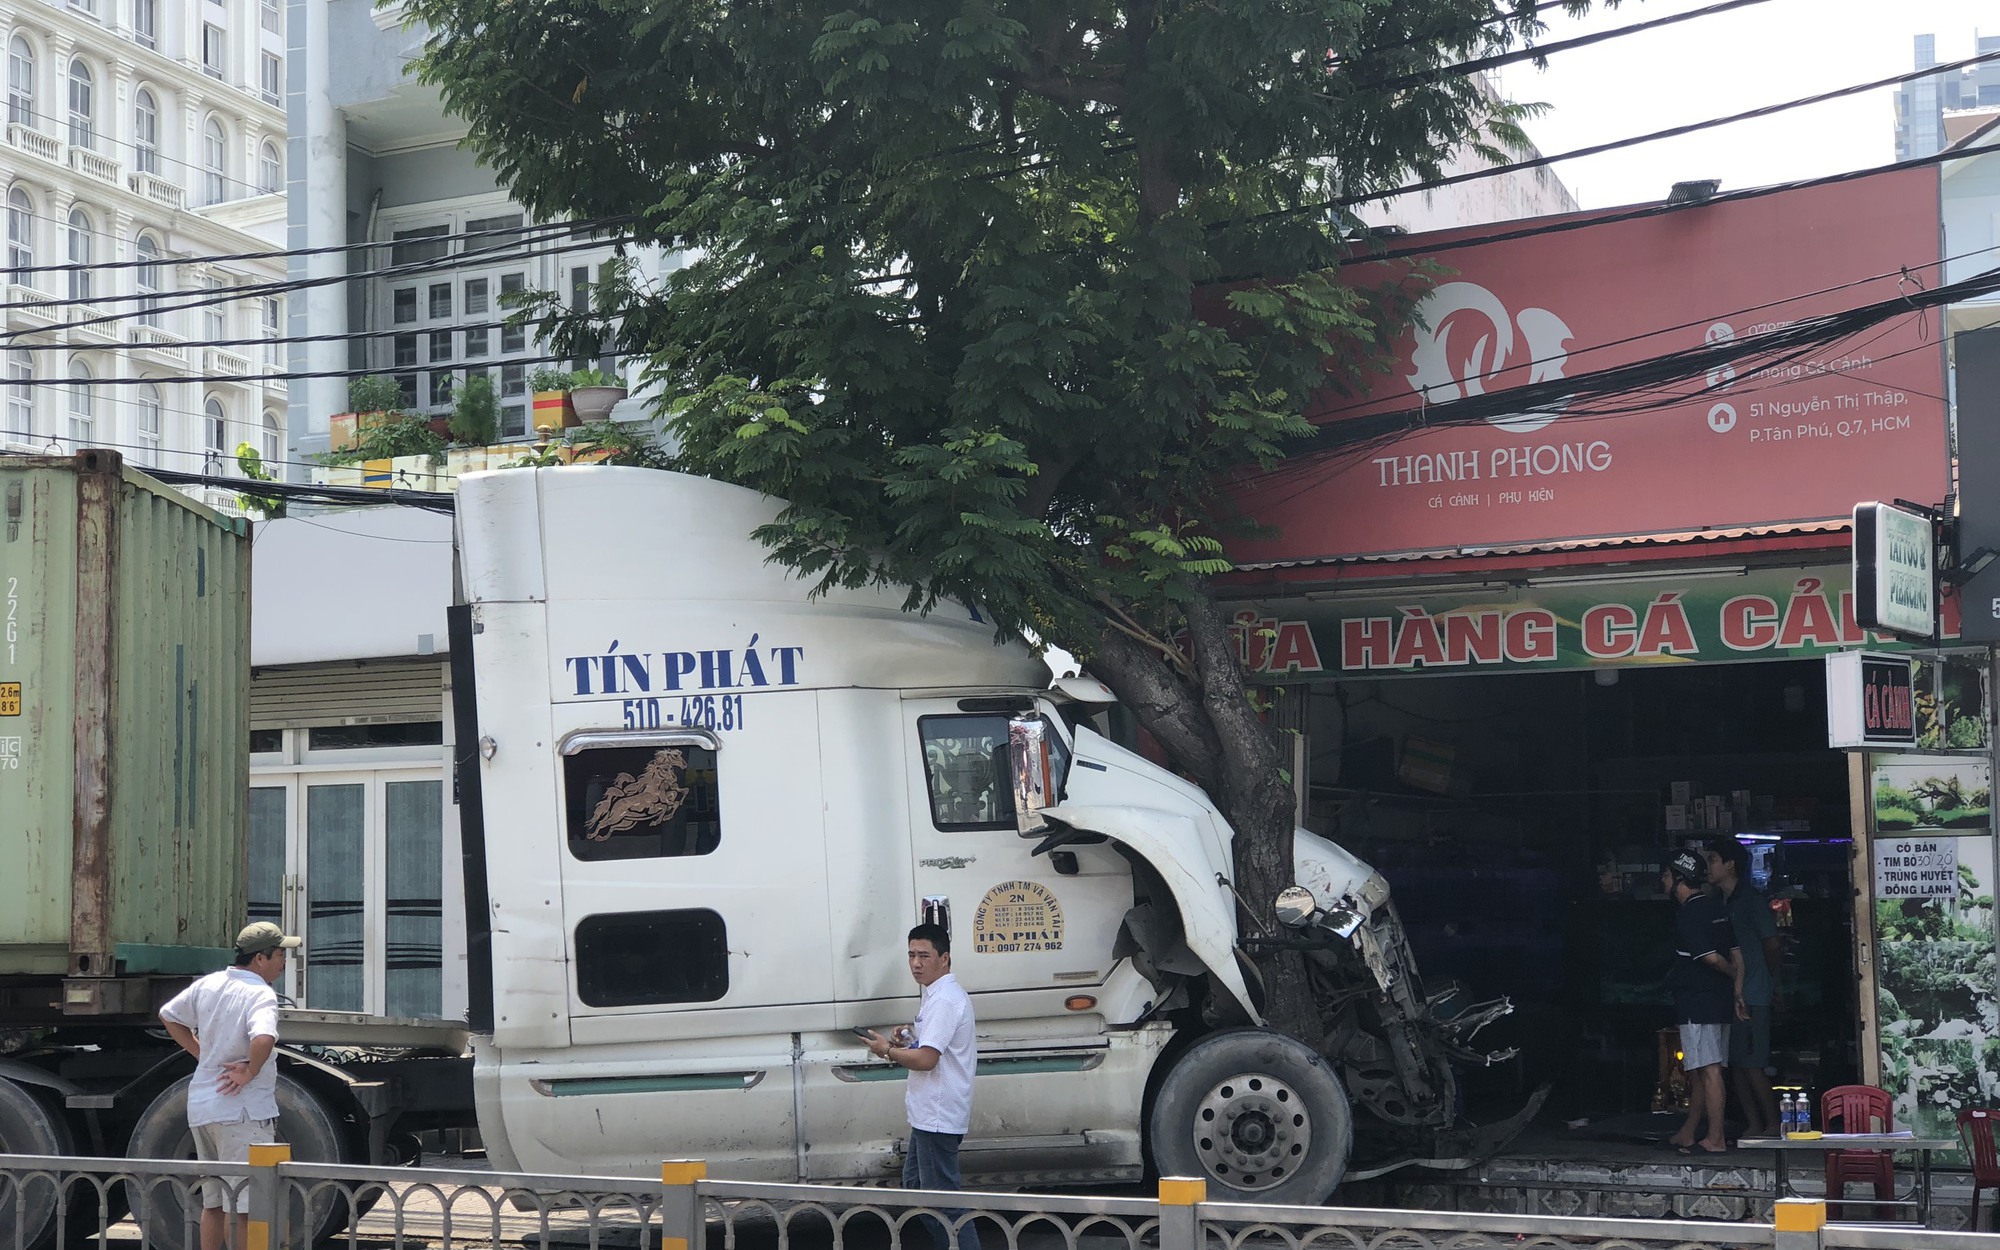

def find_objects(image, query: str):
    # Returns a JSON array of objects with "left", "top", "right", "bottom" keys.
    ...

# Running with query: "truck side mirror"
[
  {"left": 1274, "top": 886, "right": 1318, "bottom": 928},
  {"left": 1008, "top": 715, "right": 1051, "bottom": 834}
]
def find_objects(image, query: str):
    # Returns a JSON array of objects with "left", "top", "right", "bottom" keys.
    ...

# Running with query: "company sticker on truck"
[{"left": 972, "top": 880, "right": 1065, "bottom": 954}]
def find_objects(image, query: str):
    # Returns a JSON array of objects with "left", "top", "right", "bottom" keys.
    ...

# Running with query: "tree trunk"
[{"left": 1086, "top": 595, "right": 1324, "bottom": 1050}]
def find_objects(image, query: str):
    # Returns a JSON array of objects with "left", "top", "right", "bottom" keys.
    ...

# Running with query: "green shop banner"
[{"left": 1230, "top": 566, "right": 1962, "bottom": 678}]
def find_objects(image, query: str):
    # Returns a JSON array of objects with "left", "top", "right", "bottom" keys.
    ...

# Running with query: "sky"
[{"left": 1493, "top": 0, "right": 1996, "bottom": 210}]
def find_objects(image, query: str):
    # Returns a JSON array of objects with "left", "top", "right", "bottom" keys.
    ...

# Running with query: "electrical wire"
[
  {"left": 0, "top": 231, "right": 631, "bottom": 340},
  {"left": 1353, "top": 0, "right": 1784, "bottom": 93},
  {"left": 2, "top": 314, "right": 531, "bottom": 353},
  {"left": 1355, "top": 136, "right": 2000, "bottom": 264},
  {"left": 136, "top": 463, "right": 458, "bottom": 513},
  {"left": 5, "top": 102, "right": 276, "bottom": 196},
  {"left": 1304, "top": 49, "right": 2000, "bottom": 217},
  {"left": 1256, "top": 261, "right": 1997, "bottom": 474},
  {"left": 0, "top": 212, "right": 635, "bottom": 276},
  {"left": 7, "top": 346, "right": 608, "bottom": 387}
]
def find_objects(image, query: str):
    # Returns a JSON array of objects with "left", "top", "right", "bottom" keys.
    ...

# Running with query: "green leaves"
[{"left": 408, "top": 0, "right": 1589, "bottom": 659}]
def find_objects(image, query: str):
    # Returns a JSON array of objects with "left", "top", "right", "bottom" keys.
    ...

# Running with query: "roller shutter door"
[{"left": 249, "top": 661, "right": 446, "bottom": 731}]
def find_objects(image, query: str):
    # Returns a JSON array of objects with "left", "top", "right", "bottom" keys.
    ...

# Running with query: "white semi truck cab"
[{"left": 450, "top": 467, "right": 1524, "bottom": 1203}]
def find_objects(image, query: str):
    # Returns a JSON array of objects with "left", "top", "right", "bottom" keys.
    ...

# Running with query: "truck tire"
[
  {"left": 125, "top": 1073, "right": 355, "bottom": 1250},
  {"left": 0, "top": 1077, "right": 75, "bottom": 1250},
  {"left": 1147, "top": 1028, "right": 1353, "bottom": 1204}
]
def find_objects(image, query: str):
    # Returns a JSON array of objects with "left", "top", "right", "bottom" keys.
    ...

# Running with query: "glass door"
[
  {"left": 383, "top": 778, "right": 444, "bottom": 1018},
  {"left": 303, "top": 778, "right": 369, "bottom": 1011},
  {"left": 247, "top": 781, "right": 298, "bottom": 1001},
  {"left": 246, "top": 770, "right": 445, "bottom": 1016}
]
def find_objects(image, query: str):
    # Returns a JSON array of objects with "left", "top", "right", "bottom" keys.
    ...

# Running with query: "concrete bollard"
[
  {"left": 1774, "top": 1197, "right": 1826, "bottom": 1250},
  {"left": 246, "top": 1142, "right": 293, "bottom": 1250},
  {"left": 1158, "top": 1177, "right": 1207, "bottom": 1250},
  {"left": 661, "top": 1159, "right": 708, "bottom": 1250}
]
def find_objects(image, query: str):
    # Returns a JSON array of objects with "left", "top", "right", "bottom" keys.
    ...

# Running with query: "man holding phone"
[{"left": 863, "top": 923, "right": 979, "bottom": 1250}]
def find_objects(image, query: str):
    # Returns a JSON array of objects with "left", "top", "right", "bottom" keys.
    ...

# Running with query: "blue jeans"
[{"left": 903, "top": 1129, "right": 980, "bottom": 1250}]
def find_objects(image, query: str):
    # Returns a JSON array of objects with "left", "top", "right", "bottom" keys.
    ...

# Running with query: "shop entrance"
[{"left": 1301, "top": 657, "right": 1859, "bottom": 1129}]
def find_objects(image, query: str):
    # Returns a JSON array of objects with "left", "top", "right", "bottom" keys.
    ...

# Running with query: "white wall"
[{"left": 250, "top": 505, "right": 454, "bottom": 665}]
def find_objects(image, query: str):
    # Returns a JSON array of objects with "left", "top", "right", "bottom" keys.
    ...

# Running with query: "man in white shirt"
[
  {"left": 158, "top": 921, "right": 300, "bottom": 1250},
  {"left": 864, "top": 923, "right": 979, "bottom": 1250}
]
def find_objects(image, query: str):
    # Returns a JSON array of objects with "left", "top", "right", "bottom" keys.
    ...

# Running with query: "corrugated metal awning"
[
  {"left": 1228, "top": 519, "right": 1851, "bottom": 572},
  {"left": 250, "top": 661, "right": 446, "bottom": 731}
]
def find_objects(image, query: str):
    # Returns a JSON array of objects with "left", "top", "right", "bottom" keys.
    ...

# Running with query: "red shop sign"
[{"left": 1229, "top": 168, "right": 1949, "bottom": 564}]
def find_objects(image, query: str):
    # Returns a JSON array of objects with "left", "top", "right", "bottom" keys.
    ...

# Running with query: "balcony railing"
[
  {"left": 128, "top": 171, "right": 186, "bottom": 210},
  {"left": 204, "top": 347, "right": 253, "bottom": 377},
  {"left": 129, "top": 323, "right": 188, "bottom": 362},
  {"left": 6, "top": 122, "right": 60, "bottom": 163},
  {"left": 67, "top": 145, "right": 120, "bottom": 185}
]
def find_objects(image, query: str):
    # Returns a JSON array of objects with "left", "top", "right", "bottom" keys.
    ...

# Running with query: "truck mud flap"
[{"left": 1344, "top": 1082, "right": 1550, "bottom": 1181}]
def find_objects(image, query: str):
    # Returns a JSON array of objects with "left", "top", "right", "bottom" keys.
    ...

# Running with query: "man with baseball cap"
[
  {"left": 158, "top": 922, "right": 301, "bottom": 1250},
  {"left": 1661, "top": 850, "right": 1746, "bottom": 1155}
]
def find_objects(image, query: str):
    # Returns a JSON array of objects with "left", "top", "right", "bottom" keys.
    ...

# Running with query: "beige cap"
[{"left": 236, "top": 921, "right": 302, "bottom": 956}]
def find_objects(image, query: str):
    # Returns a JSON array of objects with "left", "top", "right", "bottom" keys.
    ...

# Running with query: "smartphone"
[{"left": 850, "top": 1026, "right": 876, "bottom": 1040}]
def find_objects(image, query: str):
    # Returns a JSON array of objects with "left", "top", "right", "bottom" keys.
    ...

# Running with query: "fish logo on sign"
[{"left": 1405, "top": 282, "right": 1574, "bottom": 434}]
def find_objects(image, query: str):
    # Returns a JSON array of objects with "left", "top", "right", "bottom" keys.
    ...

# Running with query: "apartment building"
[
  {"left": 0, "top": 0, "right": 288, "bottom": 511},
  {"left": 286, "top": 0, "right": 653, "bottom": 462},
  {"left": 1896, "top": 31, "right": 2000, "bottom": 162}
]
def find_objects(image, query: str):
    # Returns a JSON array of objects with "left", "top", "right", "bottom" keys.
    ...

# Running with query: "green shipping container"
[{"left": 0, "top": 451, "right": 250, "bottom": 1006}]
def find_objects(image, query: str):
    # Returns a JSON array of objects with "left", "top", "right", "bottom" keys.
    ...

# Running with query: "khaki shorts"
[
  {"left": 191, "top": 1118, "right": 279, "bottom": 1211},
  {"left": 1679, "top": 1022, "right": 1730, "bottom": 1072}
]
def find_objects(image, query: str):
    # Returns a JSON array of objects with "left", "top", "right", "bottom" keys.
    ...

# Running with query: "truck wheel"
[
  {"left": 0, "top": 1077, "right": 75, "bottom": 1250},
  {"left": 1147, "top": 1028, "right": 1353, "bottom": 1204},
  {"left": 125, "top": 1073, "right": 355, "bottom": 1250}
]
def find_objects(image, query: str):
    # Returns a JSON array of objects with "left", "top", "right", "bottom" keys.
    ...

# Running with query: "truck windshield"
[{"left": 918, "top": 714, "right": 1069, "bottom": 830}]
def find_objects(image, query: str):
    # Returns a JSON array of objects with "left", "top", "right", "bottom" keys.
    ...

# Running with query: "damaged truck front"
[{"left": 1025, "top": 703, "right": 1529, "bottom": 1198}]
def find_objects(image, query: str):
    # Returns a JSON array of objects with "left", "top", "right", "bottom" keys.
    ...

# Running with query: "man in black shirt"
[{"left": 1662, "top": 849, "right": 1746, "bottom": 1154}]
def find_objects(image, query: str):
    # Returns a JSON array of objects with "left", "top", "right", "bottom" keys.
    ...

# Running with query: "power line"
[
  {"left": 0, "top": 212, "right": 634, "bottom": 276},
  {"left": 1, "top": 314, "right": 527, "bottom": 353},
  {"left": 6, "top": 346, "right": 614, "bottom": 387},
  {"left": 1208, "top": 48, "right": 2000, "bottom": 231},
  {"left": 883, "top": 0, "right": 1778, "bottom": 192},
  {"left": 1356, "top": 0, "right": 1784, "bottom": 93},
  {"left": 1346, "top": 138, "right": 2000, "bottom": 265},
  {"left": 1267, "top": 261, "right": 1995, "bottom": 467},
  {"left": 0, "top": 231, "right": 630, "bottom": 339},
  {"left": 4, "top": 103, "right": 274, "bottom": 196}
]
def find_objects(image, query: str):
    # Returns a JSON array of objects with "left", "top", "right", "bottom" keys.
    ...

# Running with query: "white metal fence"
[{"left": 0, "top": 1151, "right": 1981, "bottom": 1250}]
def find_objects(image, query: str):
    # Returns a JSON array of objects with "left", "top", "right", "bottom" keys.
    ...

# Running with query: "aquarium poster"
[
  {"left": 1872, "top": 757, "right": 1992, "bottom": 832},
  {"left": 1870, "top": 758, "right": 1997, "bottom": 1147}
]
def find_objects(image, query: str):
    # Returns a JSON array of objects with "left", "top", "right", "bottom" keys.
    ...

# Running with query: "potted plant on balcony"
[
  {"left": 566, "top": 368, "right": 629, "bottom": 423},
  {"left": 330, "top": 375, "right": 408, "bottom": 452},
  {"left": 529, "top": 366, "right": 576, "bottom": 431},
  {"left": 448, "top": 373, "right": 499, "bottom": 446}
]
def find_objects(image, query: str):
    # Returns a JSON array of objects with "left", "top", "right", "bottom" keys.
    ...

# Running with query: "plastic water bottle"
[
  {"left": 1795, "top": 1093, "right": 1812, "bottom": 1135},
  {"left": 1780, "top": 1093, "right": 1796, "bottom": 1136}
]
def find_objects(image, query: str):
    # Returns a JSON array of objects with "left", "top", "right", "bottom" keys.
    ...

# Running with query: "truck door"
[
  {"left": 904, "top": 705, "right": 1132, "bottom": 997},
  {"left": 498, "top": 704, "right": 835, "bottom": 1180},
  {"left": 796, "top": 700, "right": 1140, "bottom": 1183}
]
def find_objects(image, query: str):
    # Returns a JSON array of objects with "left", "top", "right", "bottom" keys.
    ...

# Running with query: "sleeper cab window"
[
  {"left": 564, "top": 741, "right": 720, "bottom": 861},
  {"left": 918, "top": 714, "right": 1069, "bottom": 831},
  {"left": 575, "top": 909, "right": 727, "bottom": 1007}
]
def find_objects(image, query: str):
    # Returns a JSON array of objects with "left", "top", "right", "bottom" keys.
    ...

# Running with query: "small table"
[{"left": 1736, "top": 1134, "right": 1959, "bottom": 1225}]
